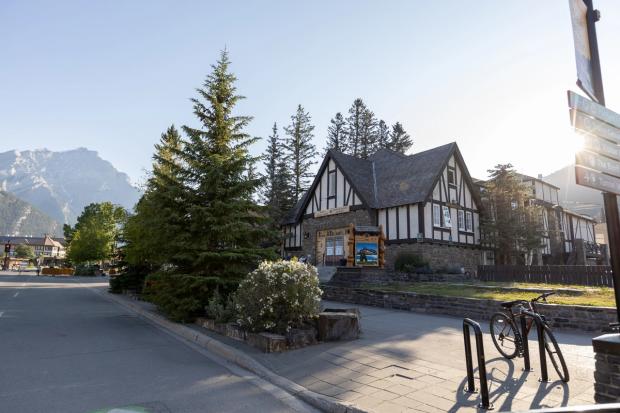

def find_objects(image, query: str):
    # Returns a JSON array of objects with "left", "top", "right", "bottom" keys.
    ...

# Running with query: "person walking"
[{"left": 36, "top": 266, "right": 41, "bottom": 276}]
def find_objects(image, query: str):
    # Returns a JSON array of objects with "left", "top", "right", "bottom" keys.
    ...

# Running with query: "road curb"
[{"left": 91, "top": 288, "right": 370, "bottom": 413}]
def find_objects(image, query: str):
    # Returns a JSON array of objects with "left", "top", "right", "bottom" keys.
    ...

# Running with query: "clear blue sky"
[{"left": 2, "top": 0, "right": 620, "bottom": 185}]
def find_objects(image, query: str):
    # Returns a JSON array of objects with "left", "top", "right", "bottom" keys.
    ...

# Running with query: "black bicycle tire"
[
  {"left": 542, "top": 325, "right": 570, "bottom": 382},
  {"left": 490, "top": 312, "right": 519, "bottom": 359}
]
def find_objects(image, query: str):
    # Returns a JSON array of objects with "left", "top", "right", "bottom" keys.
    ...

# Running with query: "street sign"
[
  {"left": 568, "top": 91, "right": 620, "bottom": 131},
  {"left": 583, "top": 134, "right": 620, "bottom": 161},
  {"left": 576, "top": 150, "right": 620, "bottom": 178},
  {"left": 569, "top": 0, "right": 597, "bottom": 101},
  {"left": 575, "top": 165, "right": 620, "bottom": 194},
  {"left": 571, "top": 109, "right": 620, "bottom": 144}
]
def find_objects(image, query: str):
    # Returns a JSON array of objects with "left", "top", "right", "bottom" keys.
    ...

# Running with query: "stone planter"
[
  {"left": 225, "top": 323, "right": 246, "bottom": 342},
  {"left": 286, "top": 327, "right": 318, "bottom": 349},
  {"left": 246, "top": 332, "right": 287, "bottom": 353},
  {"left": 318, "top": 311, "right": 361, "bottom": 341}
]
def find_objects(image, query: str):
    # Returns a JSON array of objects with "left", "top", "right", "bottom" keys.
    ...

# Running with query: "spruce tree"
[
  {"left": 388, "top": 122, "right": 413, "bottom": 154},
  {"left": 324, "top": 112, "right": 347, "bottom": 154},
  {"left": 376, "top": 120, "right": 390, "bottom": 150},
  {"left": 179, "top": 50, "right": 276, "bottom": 278},
  {"left": 345, "top": 98, "right": 367, "bottom": 157},
  {"left": 262, "top": 123, "right": 293, "bottom": 224},
  {"left": 284, "top": 104, "right": 316, "bottom": 203},
  {"left": 358, "top": 108, "right": 378, "bottom": 159}
]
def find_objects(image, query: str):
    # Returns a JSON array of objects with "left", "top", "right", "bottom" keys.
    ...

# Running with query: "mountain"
[
  {"left": 544, "top": 164, "right": 605, "bottom": 221},
  {"left": 0, "top": 191, "right": 61, "bottom": 236},
  {"left": 0, "top": 148, "right": 141, "bottom": 224}
]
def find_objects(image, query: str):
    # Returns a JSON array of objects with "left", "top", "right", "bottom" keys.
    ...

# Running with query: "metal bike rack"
[
  {"left": 463, "top": 318, "right": 493, "bottom": 410},
  {"left": 520, "top": 310, "right": 549, "bottom": 382},
  {"left": 519, "top": 315, "right": 532, "bottom": 371}
]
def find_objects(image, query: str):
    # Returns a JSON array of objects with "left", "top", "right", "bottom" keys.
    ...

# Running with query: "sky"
[{"left": 2, "top": 0, "right": 620, "bottom": 187}]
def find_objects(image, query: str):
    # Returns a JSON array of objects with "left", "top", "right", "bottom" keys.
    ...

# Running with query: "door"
[{"left": 325, "top": 236, "right": 344, "bottom": 266}]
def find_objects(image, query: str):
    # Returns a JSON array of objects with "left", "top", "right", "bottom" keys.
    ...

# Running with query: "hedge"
[
  {"left": 41, "top": 267, "right": 74, "bottom": 276},
  {"left": 142, "top": 273, "right": 239, "bottom": 322}
]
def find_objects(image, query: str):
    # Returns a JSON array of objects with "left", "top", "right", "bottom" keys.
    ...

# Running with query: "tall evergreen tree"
[
  {"left": 178, "top": 50, "right": 276, "bottom": 278},
  {"left": 345, "top": 98, "right": 367, "bottom": 157},
  {"left": 284, "top": 104, "right": 316, "bottom": 203},
  {"left": 358, "top": 108, "right": 378, "bottom": 159},
  {"left": 388, "top": 122, "right": 413, "bottom": 154},
  {"left": 262, "top": 123, "right": 293, "bottom": 224},
  {"left": 324, "top": 112, "right": 347, "bottom": 154},
  {"left": 376, "top": 120, "right": 390, "bottom": 150}
]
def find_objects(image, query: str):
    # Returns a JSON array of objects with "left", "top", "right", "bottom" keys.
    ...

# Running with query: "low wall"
[
  {"left": 322, "top": 285, "right": 616, "bottom": 332},
  {"left": 329, "top": 268, "right": 470, "bottom": 287}
]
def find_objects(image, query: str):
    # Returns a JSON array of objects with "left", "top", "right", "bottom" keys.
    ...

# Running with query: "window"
[
  {"left": 335, "top": 237, "right": 344, "bottom": 255},
  {"left": 447, "top": 169, "right": 455, "bottom": 185},
  {"left": 458, "top": 210, "right": 465, "bottom": 230},
  {"left": 433, "top": 204, "right": 441, "bottom": 227},
  {"left": 328, "top": 171, "right": 336, "bottom": 197},
  {"left": 465, "top": 211, "right": 473, "bottom": 232},
  {"left": 442, "top": 206, "right": 452, "bottom": 228},
  {"left": 326, "top": 238, "right": 334, "bottom": 256}
]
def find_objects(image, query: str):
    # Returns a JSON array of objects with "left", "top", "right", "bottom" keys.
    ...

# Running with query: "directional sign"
[
  {"left": 583, "top": 134, "right": 620, "bottom": 162},
  {"left": 568, "top": 0, "right": 597, "bottom": 101},
  {"left": 576, "top": 165, "right": 620, "bottom": 194},
  {"left": 576, "top": 150, "right": 620, "bottom": 178},
  {"left": 571, "top": 109, "right": 620, "bottom": 144},
  {"left": 568, "top": 90, "right": 620, "bottom": 130}
]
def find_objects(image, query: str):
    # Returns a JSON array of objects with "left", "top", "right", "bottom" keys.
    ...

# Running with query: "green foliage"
[
  {"left": 261, "top": 122, "right": 294, "bottom": 227},
  {"left": 108, "top": 265, "right": 149, "bottom": 294},
  {"left": 74, "top": 264, "right": 99, "bottom": 276},
  {"left": 284, "top": 104, "right": 316, "bottom": 203},
  {"left": 388, "top": 122, "right": 413, "bottom": 154},
  {"left": 66, "top": 202, "right": 127, "bottom": 264},
  {"left": 205, "top": 289, "right": 237, "bottom": 323},
  {"left": 480, "top": 164, "right": 545, "bottom": 265},
  {"left": 235, "top": 260, "right": 322, "bottom": 334},
  {"left": 14, "top": 244, "right": 35, "bottom": 259},
  {"left": 324, "top": 112, "right": 346, "bottom": 154},
  {"left": 142, "top": 273, "right": 238, "bottom": 322},
  {"left": 394, "top": 252, "right": 429, "bottom": 273}
]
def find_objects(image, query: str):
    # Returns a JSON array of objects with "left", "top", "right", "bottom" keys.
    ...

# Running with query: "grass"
[{"left": 362, "top": 281, "right": 616, "bottom": 307}]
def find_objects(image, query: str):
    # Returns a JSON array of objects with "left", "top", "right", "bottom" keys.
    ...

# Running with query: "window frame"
[
  {"left": 465, "top": 211, "right": 473, "bottom": 232},
  {"left": 442, "top": 206, "right": 452, "bottom": 228},
  {"left": 458, "top": 210, "right": 465, "bottom": 231},
  {"left": 433, "top": 204, "right": 441, "bottom": 227}
]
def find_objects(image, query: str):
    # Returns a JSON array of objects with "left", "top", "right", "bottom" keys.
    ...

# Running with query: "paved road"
[{"left": 0, "top": 273, "right": 313, "bottom": 413}]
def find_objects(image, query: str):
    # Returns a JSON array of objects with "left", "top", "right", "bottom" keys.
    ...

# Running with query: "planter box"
[
  {"left": 286, "top": 327, "right": 318, "bottom": 349},
  {"left": 247, "top": 332, "right": 287, "bottom": 353},
  {"left": 226, "top": 323, "right": 246, "bottom": 342}
]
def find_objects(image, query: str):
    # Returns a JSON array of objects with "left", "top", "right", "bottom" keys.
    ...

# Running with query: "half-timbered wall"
[
  {"left": 377, "top": 155, "right": 480, "bottom": 246},
  {"left": 283, "top": 223, "right": 302, "bottom": 249},
  {"left": 561, "top": 211, "right": 596, "bottom": 252},
  {"left": 531, "top": 180, "right": 560, "bottom": 205},
  {"left": 304, "top": 159, "right": 362, "bottom": 215}
]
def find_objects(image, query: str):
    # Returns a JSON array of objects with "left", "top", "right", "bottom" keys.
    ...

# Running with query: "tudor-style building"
[{"left": 282, "top": 142, "right": 485, "bottom": 272}]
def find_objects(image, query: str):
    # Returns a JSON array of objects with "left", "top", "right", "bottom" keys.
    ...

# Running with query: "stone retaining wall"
[
  {"left": 322, "top": 285, "right": 616, "bottom": 332},
  {"left": 329, "top": 268, "right": 470, "bottom": 286}
]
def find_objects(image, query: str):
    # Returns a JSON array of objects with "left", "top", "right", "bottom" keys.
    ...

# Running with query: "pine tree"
[
  {"left": 262, "top": 123, "right": 294, "bottom": 224},
  {"left": 387, "top": 122, "right": 413, "bottom": 154},
  {"left": 358, "top": 108, "right": 378, "bottom": 159},
  {"left": 324, "top": 112, "right": 347, "bottom": 154},
  {"left": 345, "top": 98, "right": 367, "bottom": 157},
  {"left": 376, "top": 120, "right": 390, "bottom": 150},
  {"left": 124, "top": 125, "right": 188, "bottom": 270},
  {"left": 178, "top": 50, "right": 276, "bottom": 278},
  {"left": 284, "top": 104, "right": 316, "bottom": 203}
]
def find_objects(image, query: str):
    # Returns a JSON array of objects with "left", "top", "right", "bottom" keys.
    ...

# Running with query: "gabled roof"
[{"left": 283, "top": 142, "right": 480, "bottom": 224}]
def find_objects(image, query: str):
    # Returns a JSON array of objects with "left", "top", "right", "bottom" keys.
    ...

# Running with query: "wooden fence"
[{"left": 477, "top": 265, "right": 613, "bottom": 286}]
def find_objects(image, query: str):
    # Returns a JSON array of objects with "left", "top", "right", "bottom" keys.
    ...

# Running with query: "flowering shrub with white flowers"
[{"left": 235, "top": 259, "right": 322, "bottom": 334}]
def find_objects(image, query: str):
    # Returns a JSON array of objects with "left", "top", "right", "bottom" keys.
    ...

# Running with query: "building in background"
[{"left": 1, "top": 235, "right": 66, "bottom": 267}]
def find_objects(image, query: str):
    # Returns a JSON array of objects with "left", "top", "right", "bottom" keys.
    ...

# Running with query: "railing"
[
  {"left": 478, "top": 265, "right": 613, "bottom": 286},
  {"left": 463, "top": 318, "right": 493, "bottom": 410}
]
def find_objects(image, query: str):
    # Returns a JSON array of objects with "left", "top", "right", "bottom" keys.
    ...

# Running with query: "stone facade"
[
  {"left": 384, "top": 241, "right": 482, "bottom": 274},
  {"left": 322, "top": 286, "right": 617, "bottom": 332},
  {"left": 593, "top": 334, "right": 620, "bottom": 402},
  {"left": 297, "top": 208, "right": 374, "bottom": 263}
]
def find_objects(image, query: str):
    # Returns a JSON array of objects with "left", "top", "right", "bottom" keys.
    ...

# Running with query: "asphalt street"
[{"left": 0, "top": 272, "right": 314, "bottom": 413}]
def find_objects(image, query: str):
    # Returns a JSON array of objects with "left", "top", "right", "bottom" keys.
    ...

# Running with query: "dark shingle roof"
[{"left": 283, "top": 142, "right": 477, "bottom": 224}]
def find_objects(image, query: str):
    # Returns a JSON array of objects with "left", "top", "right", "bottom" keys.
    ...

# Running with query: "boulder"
[{"left": 318, "top": 311, "right": 360, "bottom": 341}]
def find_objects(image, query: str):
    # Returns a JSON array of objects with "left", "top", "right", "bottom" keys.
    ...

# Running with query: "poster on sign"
[{"left": 354, "top": 233, "right": 378, "bottom": 266}]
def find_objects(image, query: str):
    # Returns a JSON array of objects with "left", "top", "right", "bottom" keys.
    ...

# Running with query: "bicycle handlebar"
[{"left": 532, "top": 291, "right": 555, "bottom": 302}]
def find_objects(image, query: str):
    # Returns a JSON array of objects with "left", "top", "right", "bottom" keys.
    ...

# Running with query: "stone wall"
[
  {"left": 300, "top": 208, "right": 374, "bottom": 264},
  {"left": 329, "top": 267, "right": 470, "bottom": 287},
  {"left": 322, "top": 285, "right": 616, "bottom": 332},
  {"left": 384, "top": 242, "right": 482, "bottom": 275},
  {"left": 593, "top": 334, "right": 620, "bottom": 402}
]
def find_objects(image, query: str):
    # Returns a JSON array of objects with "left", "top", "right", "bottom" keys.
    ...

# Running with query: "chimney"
[{"left": 538, "top": 174, "right": 543, "bottom": 180}]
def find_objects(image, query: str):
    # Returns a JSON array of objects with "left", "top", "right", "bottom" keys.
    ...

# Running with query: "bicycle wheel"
[
  {"left": 543, "top": 325, "right": 569, "bottom": 382},
  {"left": 490, "top": 312, "right": 519, "bottom": 359}
]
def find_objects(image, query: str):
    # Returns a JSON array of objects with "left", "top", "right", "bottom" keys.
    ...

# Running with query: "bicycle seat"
[{"left": 500, "top": 300, "right": 521, "bottom": 308}]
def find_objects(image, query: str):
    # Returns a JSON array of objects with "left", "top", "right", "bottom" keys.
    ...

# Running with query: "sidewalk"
[
  {"left": 99, "top": 287, "right": 598, "bottom": 413},
  {"left": 207, "top": 301, "right": 597, "bottom": 412}
]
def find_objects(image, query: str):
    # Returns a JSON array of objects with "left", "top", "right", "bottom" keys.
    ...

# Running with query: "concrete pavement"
[{"left": 0, "top": 272, "right": 318, "bottom": 413}]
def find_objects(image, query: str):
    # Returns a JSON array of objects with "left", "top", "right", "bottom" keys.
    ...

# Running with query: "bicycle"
[{"left": 489, "top": 291, "right": 569, "bottom": 382}]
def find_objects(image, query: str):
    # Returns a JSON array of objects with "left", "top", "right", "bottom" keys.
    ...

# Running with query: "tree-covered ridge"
[{"left": 0, "top": 191, "right": 61, "bottom": 237}]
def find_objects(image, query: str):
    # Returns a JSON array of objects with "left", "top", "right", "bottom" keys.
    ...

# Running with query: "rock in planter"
[
  {"left": 318, "top": 311, "right": 360, "bottom": 341},
  {"left": 286, "top": 327, "right": 318, "bottom": 349},
  {"left": 196, "top": 317, "right": 216, "bottom": 331},
  {"left": 246, "top": 332, "right": 287, "bottom": 353},
  {"left": 225, "top": 323, "right": 246, "bottom": 342}
]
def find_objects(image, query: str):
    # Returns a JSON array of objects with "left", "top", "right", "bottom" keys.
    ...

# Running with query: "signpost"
[{"left": 568, "top": 0, "right": 620, "bottom": 321}]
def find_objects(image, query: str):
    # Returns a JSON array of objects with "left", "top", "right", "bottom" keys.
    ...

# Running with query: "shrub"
[
  {"left": 205, "top": 289, "right": 237, "bottom": 323},
  {"left": 108, "top": 266, "right": 149, "bottom": 294},
  {"left": 235, "top": 259, "right": 322, "bottom": 334},
  {"left": 74, "top": 264, "right": 99, "bottom": 276},
  {"left": 394, "top": 253, "right": 429, "bottom": 273},
  {"left": 142, "top": 273, "right": 238, "bottom": 322}
]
